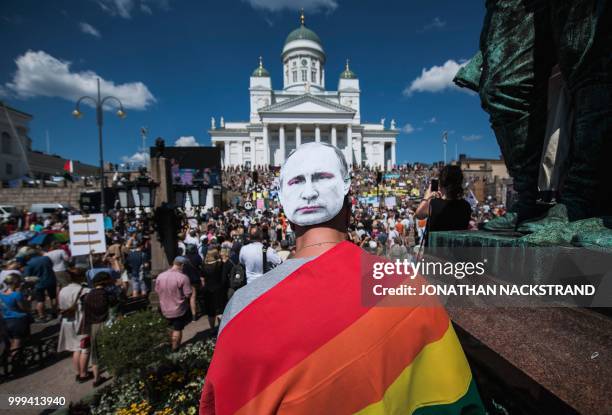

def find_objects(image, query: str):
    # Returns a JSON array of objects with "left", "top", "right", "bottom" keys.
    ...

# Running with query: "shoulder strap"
[
  {"left": 262, "top": 244, "right": 268, "bottom": 273},
  {"left": 63, "top": 287, "right": 83, "bottom": 313}
]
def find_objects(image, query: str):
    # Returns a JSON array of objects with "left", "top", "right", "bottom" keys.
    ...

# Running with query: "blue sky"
[{"left": 0, "top": 0, "right": 500, "bottom": 166}]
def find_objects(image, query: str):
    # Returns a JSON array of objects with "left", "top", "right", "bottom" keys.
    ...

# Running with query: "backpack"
[{"left": 229, "top": 261, "right": 246, "bottom": 290}]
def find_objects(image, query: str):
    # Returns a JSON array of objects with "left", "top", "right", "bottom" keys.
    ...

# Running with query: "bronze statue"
[{"left": 455, "top": 0, "right": 611, "bottom": 244}]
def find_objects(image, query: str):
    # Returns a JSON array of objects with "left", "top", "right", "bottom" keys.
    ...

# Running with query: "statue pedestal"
[{"left": 428, "top": 231, "right": 612, "bottom": 415}]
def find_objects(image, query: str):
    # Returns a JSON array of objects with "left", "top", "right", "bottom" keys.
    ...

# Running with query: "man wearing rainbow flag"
[{"left": 200, "top": 142, "right": 484, "bottom": 415}]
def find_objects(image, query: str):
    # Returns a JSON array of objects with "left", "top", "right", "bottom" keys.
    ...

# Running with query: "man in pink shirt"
[{"left": 155, "top": 256, "right": 193, "bottom": 350}]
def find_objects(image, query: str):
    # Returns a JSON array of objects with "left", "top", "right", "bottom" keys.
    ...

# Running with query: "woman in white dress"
[{"left": 57, "top": 267, "right": 91, "bottom": 383}]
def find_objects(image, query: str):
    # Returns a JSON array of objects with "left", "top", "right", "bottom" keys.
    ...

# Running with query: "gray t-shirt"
[
  {"left": 218, "top": 257, "right": 314, "bottom": 335},
  {"left": 45, "top": 249, "right": 69, "bottom": 272}
]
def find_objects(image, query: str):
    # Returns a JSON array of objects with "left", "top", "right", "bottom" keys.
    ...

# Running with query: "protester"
[
  {"left": 82, "top": 272, "right": 114, "bottom": 387},
  {"left": 57, "top": 267, "right": 91, "bottom": 383},
  {"left": 183, "top": 244, "right": 204, "bottom": 320},
  {"left": 45, "top": 241, "right": 70, "bottom": 292},
  {"left": 124, "top": 241, "right": 149, "bottom": 298},
  {"left": 0, "top": 274, "right": 31, "bottom": 353},
  {"left": 415, "top": 165, "right": 472, "bottom": 244},
  {"left": 219, "top": 248, "right": 235, "bottom": 299},
  {"left": 104, "top": 236, "right": 127, "bottom": 289},
  {"left": 22, "top": 248, "right": 57, "bottom": 322},
  {"left": 389, "top": 236, "right": 409, "bottom": 261},
  {"left": 200, "top": 142, "right": 485, "bottom": 414},
  {"left": 238, "top": 226, "right": 281, "bottom": 284},
  {"left": 276, "top": 239, "right": 291, "bottom": 261},
  {"left": 0, "top": 259, "right": 22, "bottom": 291},
  {"left": 201, "top": 249, "right": 225, "bottom": 329},
  {"left": 155, "top": 257, "right": 192, "bottom": 351},
  {"left": 86, "top": 255, "right": 119, "bottom": 289}
]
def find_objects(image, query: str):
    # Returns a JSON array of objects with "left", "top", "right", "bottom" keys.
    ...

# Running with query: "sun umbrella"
[
  {"left": 28, "top": 232, "right": 69, "bottom": 246},
  {"left": 0, "top": 231, "right": 36, "bottom": 246}
]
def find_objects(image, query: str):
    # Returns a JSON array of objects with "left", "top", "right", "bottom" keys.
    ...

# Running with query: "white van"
[
  {"left": 30, "top": 203, "right": 71, "bottom": 217},
  {"left": 0, "top": 205, "right": 18, "bottom": 222}
]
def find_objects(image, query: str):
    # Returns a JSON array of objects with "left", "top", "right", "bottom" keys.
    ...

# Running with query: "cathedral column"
[
  {"left": 346, "top": 124, "right": 353, "bottom": 167},
  {"left": 224, "top": 140, "right": 230, "bottom": 169},
  {"left": 279, "top": 124, "right": 286, "bottom": 165},
  {"left": 295, "top": 124, "right": 301, "bottom": 147},
  {"left": 250, "top": 136, "right": 255, "bottom": 170},
  {"left": 263, "top": 123, "right": 269, "bottom": 167},
  {"left": 391, "top": 141, "right": 396, "bottom": 168},
  {"left": 315, "top": 124, "right": 321, "bottom": 142},
  {"left": 331, "top": 125, "right": 337, "bottom": 147}
]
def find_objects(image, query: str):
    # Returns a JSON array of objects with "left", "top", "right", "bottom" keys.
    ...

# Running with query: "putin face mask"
[{"left": 279, "top": 144, "right": 351, "bottom": 226}]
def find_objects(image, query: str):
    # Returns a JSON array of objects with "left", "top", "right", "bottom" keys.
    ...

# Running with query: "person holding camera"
[{"left": 415, "top": 165, "right": 472, "bottom": 245}]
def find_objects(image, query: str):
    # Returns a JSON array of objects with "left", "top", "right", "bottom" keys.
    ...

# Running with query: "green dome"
[
  {"left": 252, "top": 66, "right": 270, "bottom": 77},
  {"left": 340, "top": 68, "right": 356, "bottom": 79},
  {"left": 340, "top": 59, "right": 357, "bottom": 79},
  {"left": 252, "top": 57, "right": 270, "bottom": 77},
  {"left": 284, "top": 25, "right": 322, "bottom": 46}
]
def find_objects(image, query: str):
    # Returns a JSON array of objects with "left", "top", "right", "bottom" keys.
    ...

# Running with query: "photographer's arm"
[{"left": 415, "top": 184, "right": 440, "bottom": 219}]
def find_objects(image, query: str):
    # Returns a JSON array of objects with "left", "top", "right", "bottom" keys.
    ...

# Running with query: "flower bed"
[
  {"left": 88, "top": 340, "right": 215, "bottom": 415},
  {"left": 63, "top": 309, "right": 216, "bottom": 415}
]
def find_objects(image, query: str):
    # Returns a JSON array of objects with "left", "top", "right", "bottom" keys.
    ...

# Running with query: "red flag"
[{"left": 63, "top": 160, "right": 73, "bottom": 173}]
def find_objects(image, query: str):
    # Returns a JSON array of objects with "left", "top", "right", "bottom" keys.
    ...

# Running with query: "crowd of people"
[{"left": 0, "top": 162, "right": 508, "bottom": 387}]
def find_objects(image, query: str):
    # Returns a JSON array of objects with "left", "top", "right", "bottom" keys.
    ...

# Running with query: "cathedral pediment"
[{"left": 259, "top": 94, "right": 355, "bottom": 114}]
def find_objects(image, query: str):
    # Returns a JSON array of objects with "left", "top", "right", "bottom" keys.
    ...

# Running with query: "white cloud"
[
  {"left": 5, "top": 50, "right": 156, "bottom": 110},
  {"left": 97, "top": 0, "right": 170, "bottom": 18},
  {"left": 97, "top": 0, "right": 134, "bottom": 18},
  {"left": 79, "top": 22, "right": 101, "bottom": 38},
  {"left": 121, "top": 151, "right": 149, "bottom": 165},
  {"left": 243, "top": 0, "right": 337, "bottom": 12},
  {"left": 402, "top": 123, "right": 415, "bottom": 134},
  {"left": 425, "top": 117, "right": 437, "bottom": 124},
  {"left": 419, "top": 17, "right": 446, "bottom": 32},
  {"left": 140, "top": 3, "right": 152, "bottom": 14},
  {"left": 174, "top": 136, "right": 199, "bottom": 147},
  {"left": 462, "top": 134, "right": 483, "bottom": 142},
  {"left": 404, "top": 60, "right": 467, "bottom": 96}
]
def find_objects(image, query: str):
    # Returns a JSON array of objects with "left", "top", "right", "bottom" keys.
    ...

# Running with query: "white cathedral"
[{"left": 210, "top": 13, "right": 399, "bottom": 170}]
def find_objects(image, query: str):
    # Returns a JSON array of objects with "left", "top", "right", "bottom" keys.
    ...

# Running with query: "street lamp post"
[{"left": 73, "top": 78, "right": 126, "bottom": 214}]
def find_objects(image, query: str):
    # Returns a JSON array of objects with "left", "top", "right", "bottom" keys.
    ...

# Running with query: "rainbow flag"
[{"left": 200, "top": 241, "right": 484, "bottom": 415}]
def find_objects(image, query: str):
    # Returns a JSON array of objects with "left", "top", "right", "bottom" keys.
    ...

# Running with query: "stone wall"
[{"left": 0, "top": 183, "right": 96, "bottom": 209}]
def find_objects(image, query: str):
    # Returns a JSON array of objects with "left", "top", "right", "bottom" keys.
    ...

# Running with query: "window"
[
  {"left": 311, "top": 70, "right": 317, "bottom": 83},
  {"left": 1, "top": 132, "right": 10, "bottom": 154},
  {"left": 292, "top": 71, "right": 297, "bottom": 82},
  {"left": 244, "top": 146, "right": 251, "bottom": 153},
  {"left": 301, "top": 59, "right": 308, "bottom": 67},
  {"left": 301, "top": 70, "right": 307, "bottom": 82},
  {"left": 5, "top": 163, "right": 12, "bottom": 175}
]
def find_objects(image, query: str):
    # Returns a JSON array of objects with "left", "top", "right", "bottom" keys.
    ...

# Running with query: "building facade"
[
  {"left": 1, "top": 102, "right": 99, "bottom": 183},
  {"left": 0, "top": 103, "right": 32, "bottom": 181},
  {"left": 458, "top": 154, "right": 511, "bottom": 203},
  {"left": 210, "top": 13, "right": 399, "bottom": 170}
]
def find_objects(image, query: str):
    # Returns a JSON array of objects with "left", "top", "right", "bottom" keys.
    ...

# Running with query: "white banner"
[{"left": 69, "top": 214, "right": 106, "bottom": 256}]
